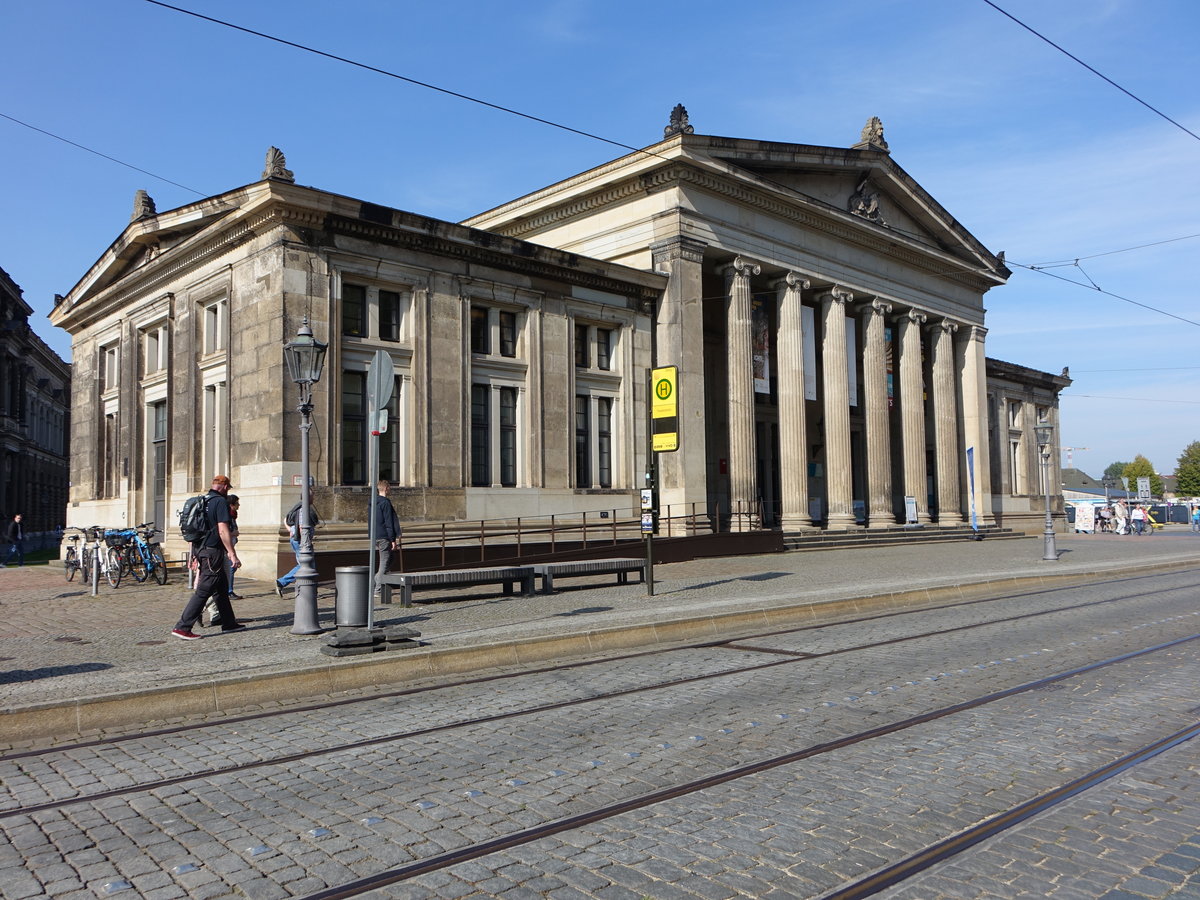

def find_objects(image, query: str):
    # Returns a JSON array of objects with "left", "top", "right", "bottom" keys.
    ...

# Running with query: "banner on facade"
[
  {"left": 752, "top": 297, "right": 770, "bottom": 394},
  {"left": 802, "top": 305, "right": 817, "bottom": 401}
]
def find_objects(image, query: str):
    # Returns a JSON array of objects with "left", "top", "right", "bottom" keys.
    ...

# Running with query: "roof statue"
[
  {"left": 848, "top": 174, "right": 885, "bottom": 225},
  {"left": 263, "top": 146, "right": 295, "bottom": 183},
  {"left": 664, "top": 104, "right": 695, "bottom": 138},
  {"left": 852, "top": 116, "right": 890, "bottom": 152},
  {"left": 130, "top": 190, "right": 157, "bottom": 222}
]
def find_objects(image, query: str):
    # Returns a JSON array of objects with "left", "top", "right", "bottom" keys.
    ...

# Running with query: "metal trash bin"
[{"left": 334, "top": 566, "right": 370, "bottom": 627}]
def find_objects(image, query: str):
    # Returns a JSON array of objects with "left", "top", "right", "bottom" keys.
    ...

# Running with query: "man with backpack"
[
  {"left": 172, "top": 475, "right": 245, "bottom": 640},
  {"left": 275, "top": 498, "right": 320, "bottom": 597}
]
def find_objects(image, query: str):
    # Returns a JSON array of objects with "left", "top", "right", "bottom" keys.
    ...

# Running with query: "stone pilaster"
[
  {"left": 650, "top": 237, "right": 709, "bottom": 518},
  {"left": 930, "top": 319, "right": 963, "bottom": 524},
  {"left": 820, "top": 286, "right": 857, "bottom": 529},
  {"left": 859, "top": 297, "right": 895, "bottom": 527},
  {"left": 956, "top": 324, "right": 995, "bottom": 526},
  {"left": 775, "top": 272, "right": 813, "bottom": 530},
  {"left": 898, "top": 308, "right": 930, "bottom": 524},
  {"left": 723, "top": 256, "right": 761, "bottom": 531}
]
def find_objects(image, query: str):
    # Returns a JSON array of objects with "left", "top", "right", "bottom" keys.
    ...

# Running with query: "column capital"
[
  {"left": 817, "top": 285, "right": 854, "bottom": 306},
  {"left": 929, "top": 318, "right": 959, "bottom": 335},
  {"left": 650, "top": 235, "right": 707, "bottom": 266},
  {"left": 966, "top": 324, "right": 988, "bottom": 341},
  {"left": 773, "top": 271, "right": 810, "bottom": 292},
  {"left": 859, "top": 296, "right": 892, "bottom": 317},
  {"left": 722, "top": 255, "right": 761, "bottom": 281},
  {"left": 901, "top": 307, "right": 927, "bottom": 326}
]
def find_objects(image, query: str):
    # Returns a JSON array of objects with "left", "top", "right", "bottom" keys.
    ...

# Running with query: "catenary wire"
[
  {"left": 981, "top": 0, "right": 1200, "bottom": 144},
  {"left": 1030, "top": 232, "right": 1200, "bottom": 267},
  {"left": 1006, "top": 260, "right": 1200, "bottom": 328}
]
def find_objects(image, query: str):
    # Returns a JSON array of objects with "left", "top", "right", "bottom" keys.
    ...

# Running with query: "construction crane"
[{"left": 1061, "top": 447, "right": 1090, "bottom": 468}]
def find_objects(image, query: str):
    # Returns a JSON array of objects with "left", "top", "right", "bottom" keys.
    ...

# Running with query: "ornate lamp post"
[
  {"left": 1035, "top": 422, "right": 1058, "bottom": 561},
  {"left": 283, "top": 317, "right": 328, "bottom": 634}
]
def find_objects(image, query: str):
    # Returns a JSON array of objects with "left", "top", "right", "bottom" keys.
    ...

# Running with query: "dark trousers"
[
  {"left": 176, "top": 548, "right": 237, "bottom": 630},
  {"left": 2, "top": 541, "right": 22, "bottom": 565}
]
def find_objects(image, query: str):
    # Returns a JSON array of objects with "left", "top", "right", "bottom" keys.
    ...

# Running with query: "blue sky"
[{"left": 3, "top": 0, "right": 1197, "bottom": 480}]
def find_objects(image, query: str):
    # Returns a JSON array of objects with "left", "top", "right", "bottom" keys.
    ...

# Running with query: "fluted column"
[
  {"left": 860, "top": 298, "right": 895, "bottom": 527},
  {"left": 930, "top": 319, "right": 963, "bottom": 524},
  {"left": 775, "top": 272, "right": 813, "bottom": 530},
  {"left": 820, "top": 287, "right": 856, "bottom": 529},
  {"left": 724, "top": 256, "right": 761, "bottom": 531},
  {"left": 898, "top": 308, "right": 930, "bottom": 523},
  {"left": 956, "top": 324, "right": 995, "bottom": 526}
]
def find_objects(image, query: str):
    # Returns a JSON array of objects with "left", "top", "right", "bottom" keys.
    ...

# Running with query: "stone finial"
[
  {"left": 263, "top": 146, "right": 295, "bottom": 183},
  {"left": 848, "top": 174, "right": 885, "bottom": 225},
  {"left": 852, "top": 116, "right": 889, "bottom": 152},
  {"left": 130, "top": 190, "right": 157, "bottom": 222},
  {"left": 664, "top": 104, "right": 694, "bottom": 138}
]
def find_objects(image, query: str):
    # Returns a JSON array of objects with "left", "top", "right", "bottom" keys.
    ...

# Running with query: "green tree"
[
  {"left": 1103, "top": 460, "right": 1129, "bottom": 481},
  {"left": 1175, "top": 441, "right": 1200, "bottom": 497},
  {"left": 1122, "top": 455, "right": 1163, "bottom": 498}
]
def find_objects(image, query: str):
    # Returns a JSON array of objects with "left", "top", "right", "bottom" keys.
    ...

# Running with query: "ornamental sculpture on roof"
[
  {"left": 664, "top": 104, "right": 695, "bottom": 137},
  {"left": 854, "top": 116, "right": 889, "bottom": 152},
  {"left": 130, "top": 190, "right": 157, "bottom": 222},
  {"left": 263, "top": 146, "right": 295, "bottom": 183}
]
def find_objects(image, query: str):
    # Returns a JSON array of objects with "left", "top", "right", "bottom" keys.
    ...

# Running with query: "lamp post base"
[{"left": 1042, "top": 528, "right": 1059, "bottom": 561}]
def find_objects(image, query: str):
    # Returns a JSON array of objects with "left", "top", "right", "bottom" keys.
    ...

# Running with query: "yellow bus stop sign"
[{"left": 651, "top": 366, "right": 678, "bottom": 452}]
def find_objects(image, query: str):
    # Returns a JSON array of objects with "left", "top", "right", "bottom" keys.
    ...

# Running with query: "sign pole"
[
  {"left": 644, "top": 369, "right": 655, "bottom": 596},
  {"left": 365, "top": 350, "right": 395, "bottom": 630}
]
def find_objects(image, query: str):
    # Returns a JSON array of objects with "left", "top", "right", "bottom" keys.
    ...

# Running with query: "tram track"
[{"left": 1, "top": 575, "right": 1197, "bottom": 821}]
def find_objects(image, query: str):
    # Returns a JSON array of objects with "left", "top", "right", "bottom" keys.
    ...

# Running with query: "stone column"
[
  {"left": 723, "top": 256, "right": 761, "bottom": 531},
  {"left": 819, "top": 286, "right": 857, "bottom": 529},
  {"left": 650, "top": 237, "right": 709, "bottom": 520},
  {"left": 775, "top": 272, "right": 813, "bottom": 530},
  {"left": 956, "top": 324, "right": 995, "bottom": 526},
  {"left": 859, "top": 297, "right": 895, "bottom": 527},
  {"left": 930, "top": 319, "right": 963, "bottom": 524},
  {"left": 898, "top": 308, "right": 930, "bottom": 523}
]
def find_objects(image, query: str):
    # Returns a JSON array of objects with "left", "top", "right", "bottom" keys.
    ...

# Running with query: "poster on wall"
[
  {"left": 846, "top": 316, "right": 858, "bottom": 407},
  {"left": 802, "top": 305, "right": 817, "bottom": 401},
  {"left": 752, "top": 297, "right": 770, "bottom": 394},
  {"left": 885, "top": 325, "right": 894, "bottom": 407}
]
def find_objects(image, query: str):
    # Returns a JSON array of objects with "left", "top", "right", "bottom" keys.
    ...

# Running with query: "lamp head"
[{"left": 284, "top": 317, "right": 328, "bottom": 386}]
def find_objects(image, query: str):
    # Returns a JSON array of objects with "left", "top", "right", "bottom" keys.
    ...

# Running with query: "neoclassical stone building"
[
  {"left": 50, "top": 155, "right": 663, "bottom": 576},
  {"left": 466, "top": 111, "right": 1058, "bottom": 531},
  {"left": 0, "top": 266, "right": 71, "bottom": 536}
]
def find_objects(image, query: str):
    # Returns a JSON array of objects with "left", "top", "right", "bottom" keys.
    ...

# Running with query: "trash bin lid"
[{"left": 334, "top": 565, "right": 370, "bottom": 573}]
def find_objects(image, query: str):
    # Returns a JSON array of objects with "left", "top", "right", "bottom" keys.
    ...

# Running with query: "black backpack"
[{"left": 179, "top": 495, "right": 211, "bottom": 543}]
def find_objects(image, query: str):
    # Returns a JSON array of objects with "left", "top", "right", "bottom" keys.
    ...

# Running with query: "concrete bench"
[
  {"left": 532, "top": 558, "right": 646, "bottom": 593},
  {"left": 377, "top": 566, "right": 536, "bottom": 608}
]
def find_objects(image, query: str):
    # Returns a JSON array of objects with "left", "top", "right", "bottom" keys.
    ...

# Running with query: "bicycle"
[
  {"left": 63, "top": 530, "right": 83, "bottom": 582},
  {"left": 126, "top": 522, "right": 169, "bottom": 585},
  {"left": 84, "top": 526, "right": 122, "bottom": 588}
]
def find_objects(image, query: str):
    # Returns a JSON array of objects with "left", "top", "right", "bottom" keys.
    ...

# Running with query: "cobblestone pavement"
[{"left": 2, "top": 564, "right": 1200, "bottom": 898}]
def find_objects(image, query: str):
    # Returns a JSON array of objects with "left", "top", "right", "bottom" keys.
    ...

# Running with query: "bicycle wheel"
[
  {"left": 81, "top": 548, "right": 93, "bottom": 584},
  {"left": 129, "top": 546, "right": 148, "bottom": 582},
  {"left": 64, "top": 548, "right": 78, "bottom": 582},
  {"left": 150, "top": 546, "right": 168, "bottom": 585},
  {"left": 105, "top": 547, "right": 122, "bottom": 587}
]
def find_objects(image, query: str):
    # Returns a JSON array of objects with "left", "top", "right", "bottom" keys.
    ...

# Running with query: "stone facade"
[
  {"left": 0, "top": 267, "right": 70, "bottom": 538},
  {"left": 50, "top": 172, "right": 663, "bottom": 577},
  {"left": 465, "top": 117, "right": 1059, "bottom": 531}
]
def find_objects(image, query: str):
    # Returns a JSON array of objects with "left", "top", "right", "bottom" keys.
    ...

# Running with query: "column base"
[
  {"left": 825, "top": 515, "right": 861, "bottom": 530},
  {"left": 779, "top": 515, "right": 816, "bottom": 532},
  {"left": 937, "top": 514, "right": 965, "bottom": 526},
  {"left": 866, "top": 516, "right": 899, "bottom": 529}
]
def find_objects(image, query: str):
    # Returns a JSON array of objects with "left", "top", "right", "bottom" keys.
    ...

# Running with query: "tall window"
[
  {"left": 471, "top": 384, "right": 490, "bottom": 487},
  {"left": 597, "top": 397, "right": 612, "bottom": 488},
  {"left": 99, "top": 344, "right": 119, "bottom": 393},
  {"left": 343, "top": 284, "right": 366, "bottom": 337},
  {"left": 342, "top": 370, "right": 367, "bottom": 484},
  {"left": 202, "top": 299, "right": 227, "bottom": 354},
  {"left": 596, "top": 328, "right": 612, "bottom": 370},
  {"left": 149, "top": 401, "right": 167, "bottom": 529},
  {"left": 575, "top": 395, "right": 590, "bottom": 489},
  {"left": 378, "top": 376, "right": 402, "bottom": 482},
  {"left": 101, "top": 411, "right": 119, "bottom": 497},
  {"left": 470, "top": 307, "right": 490, "bottom": 355},
  {"left": 574, "top": 322, "right": 616, "bottom": 371},
  {"left": 143, "top": 325, "right": 167, "bottom": 376},
  {"left": 202, "top": 381, "right": 228, "bottom": 479},
  {"left": 499, "top": 311, "right": 517, "bottom": 358},
  {"left": 575, "top": 325, "right": 589, "bottom": 368},
  {"left": 471, "top": 306, "right": 521, "bottom": 358},
  {"left": 379, "top": 290, "right": 402, "bottom": 342},
  {"left": 574, "top": 395, "right": 615, "bottom": 489},
  {"left": 499, "top": 387, "right": 517, "bottom": 487}
]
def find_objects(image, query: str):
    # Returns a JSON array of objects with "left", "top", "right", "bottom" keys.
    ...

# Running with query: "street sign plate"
[{"left": 367, "top": 349, "right": 393, "bottom": 412}]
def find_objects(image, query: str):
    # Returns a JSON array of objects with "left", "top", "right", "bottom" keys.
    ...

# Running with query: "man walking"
[
  {"left": 373, "top": 480, "right": 401, "bottom": 597},
  {"left": 172, "top": 475, "right": 244, "bottom": 640},
  {"left": 1, "top": 513, "right": 24, "bottom": 567},
  {"left": 276, "top": 498, "right": 320, "bottom": 597}
]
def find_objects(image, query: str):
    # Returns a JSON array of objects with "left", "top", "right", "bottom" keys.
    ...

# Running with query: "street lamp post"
[
  {"left": 1035, "top": 422, "right": 1058, "bottom": 561},
  {"left": 284, "top": 317, "right": 328, "bottom": 635}
]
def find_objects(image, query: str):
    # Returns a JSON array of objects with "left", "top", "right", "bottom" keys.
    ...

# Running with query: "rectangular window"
[
  {"left": 499, "top": 386, "right": 517, "bottom": 488},
  {"left": 470, "top": 307, "right": 490, "bottom": 355},
  {"left": 378, "top": 375, "right": 402, "bottom": 483},
  {"left": 574, "top": 325, "right": 588, "bottom": 368},
  {"left": 597, "top": 397, "right": 612, "bottom": 489},
  {"left": 341, "top": 370, "right": 367, "bottom": 484},
  {"left": 101, "top": 411, "right": 119, "bottom": 497},
  {"left": 471, "top": 384, "right": 490, "bottom": 487},
  {"left": 203, "top": 300, "right": 227, "bottom": 354},
  {"left": 596, "top": 328, "right": 612, "bottom": 371},
  {"left": 1009, "top": 438, "right": 1023, "bottom": 496},
  {"left": 144, "top": 327, "right": 163, "bottom": 376},
  {"left": 343, "top": 283, "right": 366, "bottom": 338},
  {"left": 499, "top": 311, "right": 517, "bottom": 358},
  {"left": 202, "top": 381, "right": 228, "bottom": 479},
  {"left": 150, "top": 401, "right": 167, "bottom": 529},
  {"left": 99, "top": 344, "right": 119, "bottom": 393},
  {"left": 1008, "top": 400, "right": 1022, "bottom": 429},
  {"left": 379, "top": 289, "right": 402, "bottom": 342},
  {"left": 575, "top": 395, "right": 590, "bottom": 489}
]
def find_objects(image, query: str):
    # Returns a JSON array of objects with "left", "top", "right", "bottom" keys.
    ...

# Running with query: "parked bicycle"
[
  {"left": 125, "top": 522, "right": 168, "bottom": 584},
  {"left": 63, "top": 529, "right": 83, "bottom": 582},
  {"left": 82, "top": 526, "right": 122, "bottom": 588}
]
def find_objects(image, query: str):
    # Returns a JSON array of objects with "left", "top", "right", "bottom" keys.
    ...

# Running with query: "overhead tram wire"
[
  {"left": 1067, "top": 394, "right": 1200, "bottom": 405},
  {"left": 0, "top": 111, "right": 207, "bottom": 197},
  {"left": 1029, "top": 232, "right": 1200, "bottom": 268},
  {"left": 981, "top": 0, "right": 1200, "bottom": 145}
]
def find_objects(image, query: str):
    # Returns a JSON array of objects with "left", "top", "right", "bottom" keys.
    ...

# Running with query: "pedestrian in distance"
[
  {"left": 172, "top": 475, "right": 244, "bottom": 640},
  {"left": 373, "top": 480, "right": 402, "bottom": 597},
  {"left": 276, "top": 497, "right": 320, "bottom": 597},
  {"left": 1191, "top": 506, "right": 1200, "bottom": 534},
  {"left": 1, "top": 513, "right": 24, "bottom": 567},
  {"left": 1130, "top": 503, "right": 1147, "bottom": 536}
]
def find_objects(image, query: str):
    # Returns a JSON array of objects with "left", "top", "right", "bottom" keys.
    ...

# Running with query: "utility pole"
[{"left": 1061, "top": 447, "right": 1090, "bottom": 468}]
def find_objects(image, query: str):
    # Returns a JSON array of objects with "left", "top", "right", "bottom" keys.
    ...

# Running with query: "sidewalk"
[{"left": 2, "top": 532, "right": 1197, "bottom": 746}]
